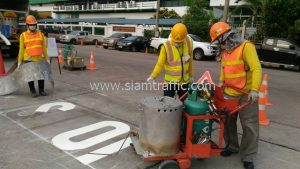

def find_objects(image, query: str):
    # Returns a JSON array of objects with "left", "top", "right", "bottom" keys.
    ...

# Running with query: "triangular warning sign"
[{"left": 197, "top": 71, "right": 214, "bottom": 84}]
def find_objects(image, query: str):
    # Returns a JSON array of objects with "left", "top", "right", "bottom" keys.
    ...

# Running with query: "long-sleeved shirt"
[
  {"left": 18, "top": 30, "right": 48, "bottom": 63},
  {"left": 220, "top": 42, "right": 262, "bottom": 96},
  {"left": 150, "top": 43, "right": 194, "bottom": 82}
]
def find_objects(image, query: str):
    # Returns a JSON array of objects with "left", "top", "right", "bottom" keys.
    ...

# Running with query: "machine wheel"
[
  {"left": 103, "top": 46, "right": 108, "bottom": 49},
  {"left": 158, "top": 160, "right": 180, "bottom": 169},
  {"left": 193, "top": 48, "right": 204, "bottom": 61},
  {"left": 70, "top": 39, "right": 77, "bottom": 45},
  {"left": 131, "top": 45, "right": 137, "bottom": 52}
]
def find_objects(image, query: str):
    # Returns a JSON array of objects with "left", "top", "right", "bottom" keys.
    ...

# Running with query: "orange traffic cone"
[
  {"left": 58, "top": 48, "right": 64, "bottom": 63},
  {"left": 88, "top": 49, "right": 96, "bottom": 70},
  {"left": 258, "top": 75, "right": 270, "bottom": 126},
  {"left": 262, "top": 74, "right": 272, "bottom": 106},
  {"left": 0, "top": 50, "right": 6, "bottom": 76}
]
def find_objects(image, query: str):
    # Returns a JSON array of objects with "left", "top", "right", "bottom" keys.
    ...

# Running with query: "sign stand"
[{"left": 47, "top": 38, "right": 61, "bottom": 74}]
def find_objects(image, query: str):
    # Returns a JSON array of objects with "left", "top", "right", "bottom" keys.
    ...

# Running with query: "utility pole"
[
  {"left": 241, "top": 20, "right": 247, "bottom": 40},
  {"left": 155, "top": 0, "right": 160, "bottom": 37},
  {"left": 223, "top": 0, "right": 230, "bottom": 22}
]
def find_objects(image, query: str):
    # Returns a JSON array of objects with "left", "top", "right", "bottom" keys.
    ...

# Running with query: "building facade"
[{"left": 30, "top": 0, "right": 187, "bottom": 19}]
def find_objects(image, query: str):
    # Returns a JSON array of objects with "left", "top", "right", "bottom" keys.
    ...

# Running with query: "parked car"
[
  {"left": 256, "top": 37, "right": 300, "bottom": 71},
  {"left": 47, "top": 29, "right": 71, "bottom": 42},
  {"left": 188, "top": 34, "right": 218, "bottom": 60},
  {"left": 102, "top": 33, "right": 132, "bottom": 49},
  {"left": 150, "top": 34, "right": 217, "bottom": 60},
  {"left": 59, "top": 31, "right": 103, "bottom": 45},
  {"left": 117, "top": 36, "right": 150, "bottom": 52}
]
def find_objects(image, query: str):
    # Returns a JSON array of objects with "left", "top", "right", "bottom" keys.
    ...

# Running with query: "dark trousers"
[
  {"left": 163, "top": 83, "right": 189, "bottom": 98},
  {"left": 224, "top": 95, "right": 259, "bottom": 162},
  {"left": 28, "top": 80, "right": 44, "bottom": 93}
]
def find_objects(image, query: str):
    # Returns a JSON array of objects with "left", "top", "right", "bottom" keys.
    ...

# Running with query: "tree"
[
  {"left": 288, "top": 19, "right": 300, "bottom": 44},
  {"left": 29, "top": 10, "right": 40, "bottom": 19},
  {"left": 183, "top": 0, "right": 211, "bottom": 41},
  {"left": 262, "top": 0, "right": 300, "bottom": 42},
  {"left": 184, "top": 0, "right": 210, "bottom": 8},
  {"left": 151, "top": 8, "right": 181, "bottom": 19}
]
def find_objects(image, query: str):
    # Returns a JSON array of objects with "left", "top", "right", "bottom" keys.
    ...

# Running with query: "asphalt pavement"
[{"left": 0, "top": 45, "right": 300, "bottom": 169}]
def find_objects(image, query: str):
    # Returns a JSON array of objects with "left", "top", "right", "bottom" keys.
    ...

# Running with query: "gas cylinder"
[{"left": 183, "top": 84, "right": 212, "bottom": 135}]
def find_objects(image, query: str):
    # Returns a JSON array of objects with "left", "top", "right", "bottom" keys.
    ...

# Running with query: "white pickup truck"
[
  {"left": 150, "top": 34, "right": 218, "bottom": 60},
  {"left": 59, "top": 31, "right": 104, "bottom": 45}
]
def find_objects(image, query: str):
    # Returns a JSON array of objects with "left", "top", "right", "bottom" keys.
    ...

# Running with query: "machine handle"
[{"left": 229, "top": 101, "right": 252, "bottom": 116}]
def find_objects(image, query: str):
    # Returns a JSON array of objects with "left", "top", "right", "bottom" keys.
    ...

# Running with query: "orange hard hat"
[
  {"left": 209, "top": 22, "right": 231, "bottom": 43},
  {"left": 171, "top": 23, "right": 188, "bottom": 43},
  {"left": 26, "top": 15, "right": 38, "bottom": 25}
]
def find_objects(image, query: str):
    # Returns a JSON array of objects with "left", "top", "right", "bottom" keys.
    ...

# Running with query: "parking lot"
[{"left": 1, "top": 45, "right": 300, "bottom": 169}]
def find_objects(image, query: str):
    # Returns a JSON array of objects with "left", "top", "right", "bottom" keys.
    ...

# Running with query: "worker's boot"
[
  {"left": 38, "top": 80, "right": 47, "bottom": 96},
  {"left": 28, "top": 81, "right": 38, "bottom": 97},
  {"left": 31, "top": 91, "right": 38, "bottom": 98},
  {"left": 220, "top": 148, "right": 238, "bottom": 157},
  {"left": 39, "top": 90, "right": 47, "bottom": 96},
  {"left": 243, "top": 161, "right": 254, "bottom": 169}
]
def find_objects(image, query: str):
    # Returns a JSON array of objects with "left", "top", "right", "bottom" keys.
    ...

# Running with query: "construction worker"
[
  {"left": 147, "top": 23, "right": 194, "bottom": 98},
  {"left": 18, "top": 15, "right": 49, "bottom": 97},
  {"left": 210, "top": 22, "right": 262, "bottom": 169}
]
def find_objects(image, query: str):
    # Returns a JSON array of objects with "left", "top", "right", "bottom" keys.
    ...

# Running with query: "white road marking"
[
  {"left": 52, "top": 121, "right": 130, "bottom": 150},
  {"left": 35, "top": 102, "right": 76, "bottom": 112}
]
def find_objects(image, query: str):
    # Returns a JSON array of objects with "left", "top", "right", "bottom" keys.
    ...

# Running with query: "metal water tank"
[{"left": 139, "top": 96, "right": 183, "bottom": 156}]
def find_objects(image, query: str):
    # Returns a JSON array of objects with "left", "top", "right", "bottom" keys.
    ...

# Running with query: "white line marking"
[
  {"left": 76, "top": 138, "right": 132, "bottom": 165},
  {"left": 96, "top": 92, "right": 108, "bottom": 97}
]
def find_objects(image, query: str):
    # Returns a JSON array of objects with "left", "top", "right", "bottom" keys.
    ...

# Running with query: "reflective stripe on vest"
[
  {"left": 222, "top": 41, "right": 249, "bottom": 89},
  {"left": 163, "top": 37, "right": 192, "bottom": 82},
  {"left": 23, "top": 31, "right": 43, "bottom": 57}
]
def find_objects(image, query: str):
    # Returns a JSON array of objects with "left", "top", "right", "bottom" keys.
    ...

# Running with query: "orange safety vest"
[
  {"left": 23, "top": 30, "right": 44, "bottom": 57},
  {"left": 221, "top": 41, "right": 249, "bottom": 89},
  {"left": 164, "top": 37, "right": 192, "bottom": 83}
]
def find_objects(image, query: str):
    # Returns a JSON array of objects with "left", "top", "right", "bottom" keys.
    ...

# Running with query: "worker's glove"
[
  {"left": 147, "top": 76, "right": 154, "bottom": 83},
  {"left": 189, "top": 76, "right": 194, "bottom": 83},
  {"left": 248, "top": 90, "right": 259, "bottom": 103},
  {"left": 218, "top": 81, "right": 224, "bottom": 88},
  {"left": 17, "top": 62, "right": 22, "bottom": 70}
]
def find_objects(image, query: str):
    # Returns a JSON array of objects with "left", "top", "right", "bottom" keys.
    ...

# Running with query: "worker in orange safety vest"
[
  {"left": 18, "top": 15, "right": 49, "bottom": 97},
  {"left": 147, "top": 23, "right": 194, "bottom": 98},
  {"left": 210, "top": 22, "right": 262, "bottom": 169}
]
